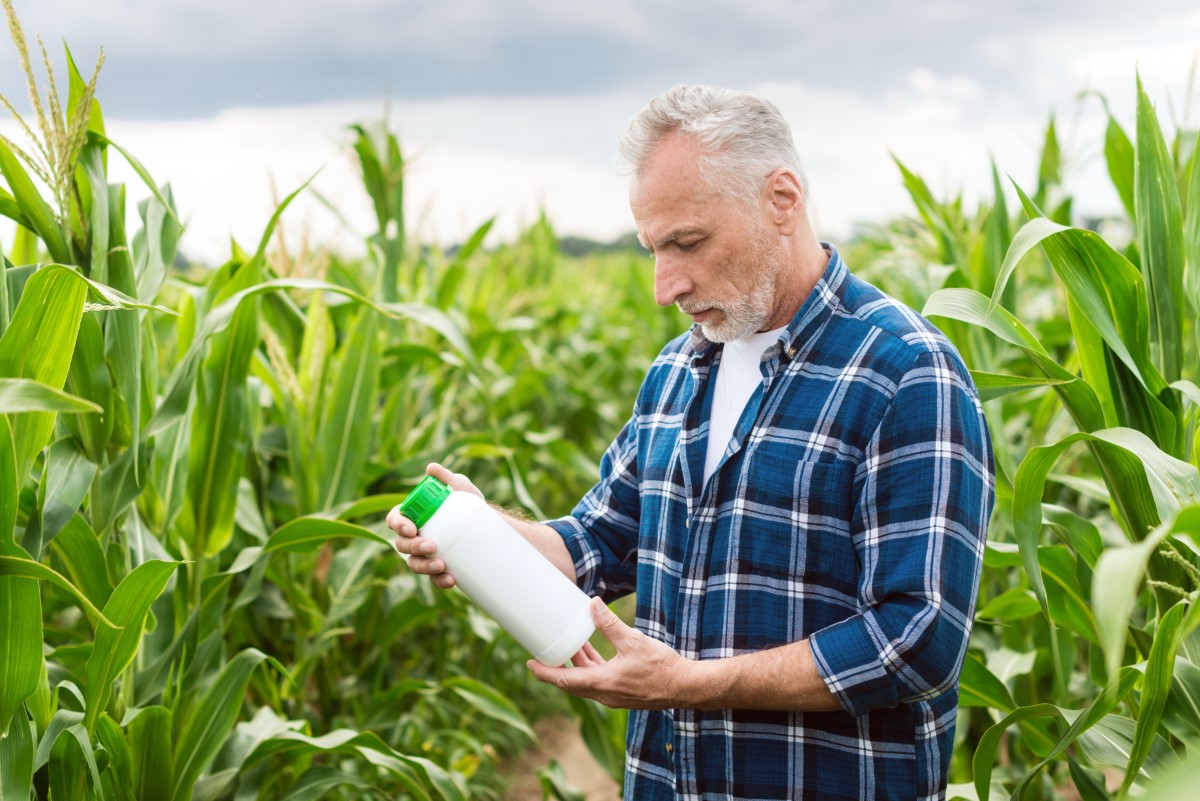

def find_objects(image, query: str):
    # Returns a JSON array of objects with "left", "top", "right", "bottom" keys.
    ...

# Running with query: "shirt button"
[
  {"left": 665, "top": 742, "right": 674, "bottom": 753},
  {"left": 684, "top": 519, "right": 689, "bottom": 529},
  {"left": 786, "top": 346, "right": 798, "bottom": 358}
]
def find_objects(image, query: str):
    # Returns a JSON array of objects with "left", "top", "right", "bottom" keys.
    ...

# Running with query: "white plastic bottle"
[{"left": 398, "top": 475, "right": 595, "bottom": 666}]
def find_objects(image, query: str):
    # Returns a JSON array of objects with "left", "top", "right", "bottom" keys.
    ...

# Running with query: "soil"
[{"left": 503, "top": 716, "right": 622, "bottom": 800}]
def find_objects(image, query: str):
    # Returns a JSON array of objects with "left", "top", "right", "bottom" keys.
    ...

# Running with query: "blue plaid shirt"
[{"left": 546, "top": 245, "right": 994, "bottom": 801}]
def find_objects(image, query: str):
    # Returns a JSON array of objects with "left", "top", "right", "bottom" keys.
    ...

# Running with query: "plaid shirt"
[{"left": 546, "top": 245, "right": 994, "bottom": 801}]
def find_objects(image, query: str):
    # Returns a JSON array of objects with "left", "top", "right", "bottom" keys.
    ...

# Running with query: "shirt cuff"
[
  {"left": 808, "top": 615, "right": 901, "bottom": 718},
  {"left": 544, "top": 515, "right": 601, "bottom": 597}
]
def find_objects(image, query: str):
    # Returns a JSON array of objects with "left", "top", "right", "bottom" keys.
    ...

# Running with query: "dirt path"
[{"left": 504, "top": 716, "right": 622, "bottom": 800}]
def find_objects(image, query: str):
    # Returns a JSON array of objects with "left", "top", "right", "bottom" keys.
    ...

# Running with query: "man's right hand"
[{"left": 386, "top": 463, "right": 485, "bottom": 590}]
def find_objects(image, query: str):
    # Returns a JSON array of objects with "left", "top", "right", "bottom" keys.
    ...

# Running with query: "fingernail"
[{"left": 421, "top": 542, "right": 435, "bottom": 555}]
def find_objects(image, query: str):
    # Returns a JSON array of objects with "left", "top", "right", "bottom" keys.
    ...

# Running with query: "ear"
[{"left": 764, "top": 168, "right": 805, "bottom": 237}]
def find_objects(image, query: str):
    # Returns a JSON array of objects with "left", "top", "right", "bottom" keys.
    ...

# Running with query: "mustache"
[{"left": 676, "top": 299, "right": 725, "bottom": 315}]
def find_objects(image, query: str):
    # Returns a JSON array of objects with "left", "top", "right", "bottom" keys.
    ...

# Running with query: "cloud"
[
  {"left": 0, "top": 0, "right": 1195, "bottom": 267},
  {"left": 2, "top": 0, "right": 1196, "bottom": 119}
]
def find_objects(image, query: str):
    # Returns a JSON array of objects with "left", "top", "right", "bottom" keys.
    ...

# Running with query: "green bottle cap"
[{"left": 398, "top": 475, "right": 452, "bottom": 529}]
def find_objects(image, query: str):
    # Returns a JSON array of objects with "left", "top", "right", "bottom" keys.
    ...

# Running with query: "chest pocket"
[{"left": 736, "top": 452, "right": 859, "bottom": 590}]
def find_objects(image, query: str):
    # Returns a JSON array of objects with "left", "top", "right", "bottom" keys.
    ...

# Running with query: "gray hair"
[{"left": 617, "top": 84, "right": 808, "bottom": 207}]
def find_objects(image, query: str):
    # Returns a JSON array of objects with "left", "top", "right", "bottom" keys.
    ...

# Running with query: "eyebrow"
[{"left": 641, "top": 228, "right": 705, "bottom": 251}]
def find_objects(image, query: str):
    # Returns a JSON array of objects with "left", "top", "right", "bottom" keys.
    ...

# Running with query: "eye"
[{"left": 677, "top": 240, "right": 702, "bottom": 252}]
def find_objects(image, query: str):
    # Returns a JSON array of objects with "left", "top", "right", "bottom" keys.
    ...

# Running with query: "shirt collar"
[{"left": 687, "top": 242, "right": 847, "bottom": 365}]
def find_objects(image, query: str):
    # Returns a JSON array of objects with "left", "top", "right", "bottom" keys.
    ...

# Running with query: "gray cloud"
[{"left": 0, "top": 0, "right": 1197, "bottom": 119}]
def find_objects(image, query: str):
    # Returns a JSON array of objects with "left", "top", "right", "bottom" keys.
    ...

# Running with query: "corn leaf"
[
  {"left": 1038, "top": 545, "right": 1099, "bottom": 644},
  {"left": 91, "top": 444, "right": 149, "bottom": 537},
  {"left": 0, "top": 264, "right": 88, "bottom": 482},
  {"left": 103, "top": 183, "right": 143, "bottom": 480},
  {"left": 188, "top": 299, "right": 258, "bottom": 558},
  {"left": 359, "top": 748, "right": 462, "bottom": 801},
  {"left": 1042, "top": 504, "right": 1104, "bottom": 569},
  {"left": 0, "top": 139, "right": 70, "bottom": 264},
  {"left": 1093, "top": 507, "right": 1200, "bottom": 694},
  {"left": 79, "top": 139, "right": 110, "bottom": 285},
  {"left": 49, "top": 514, "right": 114, "bottom": 610},
  {"left": 37, "top": 439, "right": 99, "bottom": 550},
  {"left": 1121, "top": 600, "right": 1191, "bottom": 795},
  {"left": 893, "top": 155, "right": 958, "bottom": 264},
  {"left": 0, "top": 550, "right": 39, "bottom": 737},
  {"left": 63, "top": 311, "right": 116, "bottom": 460},
  {"left": 441, "top": 676, "right": 535, "bottom": 740},
  {"left": 973, "top": 667, "right": 1140, "bottom": 800},
  {"left": 242, "top": 729, "right": 429, "bottom": 798},
  {"left": 83, "top": 560, "right": 179, "bottom": 733},
  {"left": 924, "top": 288, "right": 1105, "bottom": 429},
  {"left": 1012, "top": 429, "right": 1195, "bottom": 636},
  {"left": 48, "top": 723, "right": 105, "bottom": 801},
  {"left": 0, "top": 414, "right": 40, "bottom": 739},
  {"left": 148, "top": 279, "right": 386, "bottom": 440},
  {"left": 283, "top": 767, "right": 381, "bottom": 801},
  {"left": 0, "top": 552, "right": 113, "bottom": 624},
  {"left": 975, "top": 587, "right": 1040, "bottom": 621},
  {"left": 932, "top": 288, "right": 1169, "bottom": 540},
  {"left": 995, "top": 210, "right": 1164, "bottom": 399},
  {"left": 1185, "top": 140, "right": 1200, "bottom": 314},
  {"left": 1104, "top": 112, "right": 1137, "bottom": 223},
  {"left": 170, "top": 649, "right": 274, "bottom": 801},
  {"left": 970, "top": 370, "right": 1066, "bottom": 402},
  {"left": 0, "top": 185, "right": 31, "bottom": 230},
  {"left": 1134, "top": 75, "right": 1186, "bottom": 383},
  {"left": 134, "top": 185, "right": 181, "bottom": 305},
  {"left": 0, "top": 707, "right": 35, "bottom": 798},
  {"left": 320, "top": 492, "right": 406, "bottom": 522},
  {"left": 315, "top": 307, "right": 382, "bottom": 511},
  {"left": 0, "top": 377, "right": 101, "bottom": 414},
  {"left": 263, "top": 517, "right": 391, "bottom": 554},
  {"left": 95, "top": 714, "right": 134, "bottom": 801},
  {"left": 66, "top": 43, "right": 104, "bottom": 137},
  {"left": 1073, "top": 712, "right": 1177, "bottom": 784},
  {"left": 1161, "top": 657, "right": 1200, "bottom": 742},
  {"left": 128, "top": 706, "right": 173, "bottom": 801},
  {"left": 959, "top": 654, "right": 1016, "bottom": 711}
]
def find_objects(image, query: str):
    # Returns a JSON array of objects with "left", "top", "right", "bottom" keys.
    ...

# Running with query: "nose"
[{"left": 653, "top": 253, "right": 692, "bottom": 308}]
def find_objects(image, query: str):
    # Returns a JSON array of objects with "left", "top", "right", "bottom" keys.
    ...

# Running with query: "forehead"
[{"left": 629, "top": 135, "right": 724, "bottom": 238}]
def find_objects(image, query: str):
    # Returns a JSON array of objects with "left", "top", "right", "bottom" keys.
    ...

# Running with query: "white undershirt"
[{"left": 702, "top": 326, "right": 787, "bottom": 485}]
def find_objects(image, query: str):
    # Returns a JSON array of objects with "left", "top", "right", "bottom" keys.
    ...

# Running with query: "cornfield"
[{"left": 0, "top": 3, "right": 1199, "bottom": 799}]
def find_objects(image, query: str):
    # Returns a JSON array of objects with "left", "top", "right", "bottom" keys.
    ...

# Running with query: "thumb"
[{"left": 589, "top": 597, "right": 635, "bottom": 649}]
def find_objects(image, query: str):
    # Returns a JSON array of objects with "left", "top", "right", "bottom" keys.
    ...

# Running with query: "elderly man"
[{"left": 389, "top": 85, "right": 993, "bottom": 801}]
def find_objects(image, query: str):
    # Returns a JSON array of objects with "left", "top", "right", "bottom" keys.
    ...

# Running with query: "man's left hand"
[{"left": 527, "top": 597, "right": 696, "bottom": 709}]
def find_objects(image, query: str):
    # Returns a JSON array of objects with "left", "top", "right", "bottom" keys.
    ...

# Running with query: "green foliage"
[
  {"left": 0, "top": 5, "right": 652, "bottom": 796},
  {"left": 865, "top": 79, "right": 1200, "bottom": 800}
]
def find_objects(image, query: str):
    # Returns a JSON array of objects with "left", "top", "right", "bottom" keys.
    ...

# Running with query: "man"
[{"left": 388, "top": 85, "right": 994, "bottom": 801}]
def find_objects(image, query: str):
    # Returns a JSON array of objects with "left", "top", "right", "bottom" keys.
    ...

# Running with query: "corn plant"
[
  {"left": 0, "top": 2, "right": 661, "bottom": 796},
  {"left": 859, "top": 78, "right": 1200, "bottom": 799}
]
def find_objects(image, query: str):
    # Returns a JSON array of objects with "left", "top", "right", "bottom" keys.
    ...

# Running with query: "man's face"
[{"left": 630, "top": 134, "right": 783, "bottom": 343}]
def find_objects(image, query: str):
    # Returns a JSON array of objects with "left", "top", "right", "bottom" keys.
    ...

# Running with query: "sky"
[{"left": 1, "top": 0, "right": 1198, "bottom": 262}]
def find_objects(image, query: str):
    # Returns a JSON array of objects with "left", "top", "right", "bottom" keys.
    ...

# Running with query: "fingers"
[
  {"left": 385, "top": 505, "right": 418, "bottom": 539},
  {"left": 527, "top": 660, "right": 574, "bottom": 691},
  {"left": 589, "top": 597, "right": 635, "bottom": 650},
  {"left": 569, "top": 641, "right": 606, "bottom": 668},
  {"left": 391, "top": 528, "right": 435, "bottom": 556},
  {"left": 582, "top": 641, "right": 606, "bottom": 664},
  {"left": 426, "top": 462, "right": 485, "bottom": 499}
]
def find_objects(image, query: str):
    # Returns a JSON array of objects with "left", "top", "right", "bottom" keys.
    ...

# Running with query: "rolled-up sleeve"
[
  {"left": 808, "top": 347, "right": 993, "bottom": 718},
  {"left": 544, "top": 414, "right": 641, "bottom": 601}
]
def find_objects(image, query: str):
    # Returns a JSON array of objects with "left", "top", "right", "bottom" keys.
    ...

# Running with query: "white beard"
[{"left": 679, "top": 231, "right": 783, "bottom": 343}]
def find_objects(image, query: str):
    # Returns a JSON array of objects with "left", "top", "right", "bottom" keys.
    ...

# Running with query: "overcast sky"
[{"left": 1, "top": 0, "right": 1198, "bottom": 261}]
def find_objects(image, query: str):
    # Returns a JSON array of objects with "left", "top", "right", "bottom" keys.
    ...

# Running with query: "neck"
[{"left": 760, "top": 233, "right": 829, "bottom": 332}]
